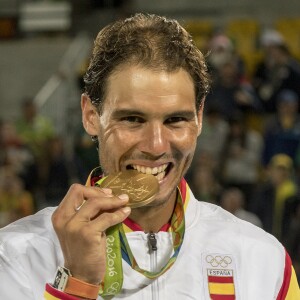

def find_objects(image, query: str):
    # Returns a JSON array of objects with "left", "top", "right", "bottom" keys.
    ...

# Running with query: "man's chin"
[{"left": 142, "top": 188, "right": 178, "bottom": 209}]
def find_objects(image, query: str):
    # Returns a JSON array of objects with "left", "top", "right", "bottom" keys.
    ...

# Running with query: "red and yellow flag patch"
[{"left": 207, "top": 269, "right": 235, "bottom": 300}]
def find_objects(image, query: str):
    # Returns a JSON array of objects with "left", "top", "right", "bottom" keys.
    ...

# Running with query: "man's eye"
[
  {"left": 121, "top": 116, "right": 144, "bottom": 123},
  {"left": 165, "top": 117, "right": 187, "bottom": 124}
]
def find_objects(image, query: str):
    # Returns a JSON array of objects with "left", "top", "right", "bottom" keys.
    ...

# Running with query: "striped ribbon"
[
  {"left": 94, "top": 175, "right": 185, "bottom": 297},
  {"left": 119, "top": 190, "right": 185, "bottom": 279}
]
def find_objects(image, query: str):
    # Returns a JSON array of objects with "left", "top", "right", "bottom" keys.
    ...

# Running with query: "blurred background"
[{"left": 0, "top": 0, "right": 300, "bottom": 278}]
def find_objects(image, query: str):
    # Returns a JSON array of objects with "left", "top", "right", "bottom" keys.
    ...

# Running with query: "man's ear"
[
  {"left": 197, "top": 101, "right": 205, "bottom": 137},
  {"left": 81, "top": 93, "right": 99, "bottom": 136}
]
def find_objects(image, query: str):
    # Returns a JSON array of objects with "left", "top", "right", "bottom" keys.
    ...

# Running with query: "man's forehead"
[{"left": 106, "top": 66, "right": 194, "bottom": 93}]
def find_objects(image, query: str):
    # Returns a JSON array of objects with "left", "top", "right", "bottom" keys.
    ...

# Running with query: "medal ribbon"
[
  {"left": 119, "top": 192, "right": 185, "bottom": 279},
  {"left": 94, "top": 176, "right": 185, "bottom": 298}
]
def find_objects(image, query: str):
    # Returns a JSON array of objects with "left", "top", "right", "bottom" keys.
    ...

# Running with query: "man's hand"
[{"left": 52, "top": 184, "right": 131, "bottom": 285}]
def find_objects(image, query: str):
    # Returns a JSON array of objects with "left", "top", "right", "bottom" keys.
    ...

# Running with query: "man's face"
[{"left": 83, "top": 65, "right": 203, "bottom": 206}]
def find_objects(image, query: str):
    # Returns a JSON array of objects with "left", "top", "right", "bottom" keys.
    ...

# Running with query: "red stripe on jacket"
[{"left": 276, "top": 250, "right": 292, "bottom": 300}]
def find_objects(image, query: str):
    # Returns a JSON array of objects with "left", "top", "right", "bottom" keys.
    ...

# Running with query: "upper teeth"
[{"left": 132, "top": 163, "right": 168, "bottom": 175}]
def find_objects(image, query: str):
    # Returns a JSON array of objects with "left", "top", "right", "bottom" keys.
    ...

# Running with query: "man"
[
  {"left": 0, "top": 13, "right": 299, "bottom": 300},
  {"left": 262, "top": 89, "right": 300, "bottom": 166},
  {"left": 250, "top": 153, "right": 298, "bottom": 240},
  {"left": 220, "top": 187, "right": 262, "bottom": 228}
]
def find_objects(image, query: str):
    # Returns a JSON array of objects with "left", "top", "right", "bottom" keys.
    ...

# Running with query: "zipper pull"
[{"left": 148, "top": 232, "right": 157, "bottom": 251}]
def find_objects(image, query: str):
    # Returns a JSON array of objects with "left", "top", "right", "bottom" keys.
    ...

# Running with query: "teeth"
[
  {"left": 152, "top": 167, "right": 158, "bottom": 175},
  {"left": 156, "top": 171, "right": 166, "bottom": 181},
  {"left": 158, "top": 165, "right": 167, "bottom": 173},
  {"left": 131, "top": 163, "right": 168, "bottom": 180}
]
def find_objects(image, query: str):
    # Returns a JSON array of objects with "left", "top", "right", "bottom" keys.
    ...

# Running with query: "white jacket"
[{"left": 0, "top": 181, "right": 299, "bottom": 299}]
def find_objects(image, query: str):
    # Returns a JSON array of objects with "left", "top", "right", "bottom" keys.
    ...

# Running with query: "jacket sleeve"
[
  {"left": 0, "top": 253, "right": 35, "bottom": 299},
  {"left": 276, "top": 251, "right": 300, "bottom": 300}
]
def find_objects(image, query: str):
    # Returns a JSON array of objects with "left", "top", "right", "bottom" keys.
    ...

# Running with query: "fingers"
[
  {"left": 89, "top": 206, "right": 131, "bottom": 232},
  {"left": 51, "top": 182, "right": 131, "bottom": 285},
  {"left": 73, "top": 193, "right": 129, "bottom": 221},
  {"left": 68, "top": 206, "right": 131, "bottom": 245},
  {"left": 52, "top": 183, "right": 131, "bottom": 230},
  {"left": 54, "top": 183, "right": 115, "bottom": 216},
  {"left": 57, "top": 184, "right": 90, "bottom": 213},
  {"left": 65, "top": 193, "right": 131, "bottom": 235}
]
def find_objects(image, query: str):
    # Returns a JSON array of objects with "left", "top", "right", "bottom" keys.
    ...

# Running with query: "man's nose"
[{"left": 140, "top": 122, "right": 169, "bottom": 156}]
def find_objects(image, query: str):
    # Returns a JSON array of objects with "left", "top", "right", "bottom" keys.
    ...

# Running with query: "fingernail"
[
  {"left": 118, "top": 194, "right": 129, "bottom": 201},
  {"left": 122, "top": 206, "right": 131, "bottom": 214}
]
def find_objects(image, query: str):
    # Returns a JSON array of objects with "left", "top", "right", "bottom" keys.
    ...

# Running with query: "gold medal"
[{"left": 98, "top": 170, "right": 159, "bottom": 208}]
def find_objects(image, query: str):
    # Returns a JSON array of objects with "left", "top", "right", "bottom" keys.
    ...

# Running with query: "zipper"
[
  {"left": 148, "top": 232, "right": 157, "bottom": 252},
  {"left": 148, "top": 232, "right": 159, "bottom": 300}
]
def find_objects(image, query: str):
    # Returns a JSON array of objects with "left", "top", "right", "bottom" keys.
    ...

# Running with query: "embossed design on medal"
[
  {"left": 206, "top": 255, "right": 232, "bottom": 268},
  {"left": 100, "top": 170, "right": 159, "bottom": 208}
]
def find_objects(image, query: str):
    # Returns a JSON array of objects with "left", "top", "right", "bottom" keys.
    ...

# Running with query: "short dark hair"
[{"left": 84, "top": 13, "right": 210, "bottom": 113}]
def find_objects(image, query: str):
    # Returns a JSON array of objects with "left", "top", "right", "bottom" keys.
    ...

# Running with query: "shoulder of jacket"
[
  {"left": 190, "top": 199, "right": 283, "bottom": 251},
  {"left": 0, "top": 207, "right": 58, "bottom": 257}
]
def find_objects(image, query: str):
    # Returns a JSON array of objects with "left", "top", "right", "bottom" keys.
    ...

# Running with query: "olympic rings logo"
[
  {"left": 206, "top": 255, "right": 232, "bottom": 268},
  {"left": 106, "top": 282, "right": 120, "bottom": 294}
]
